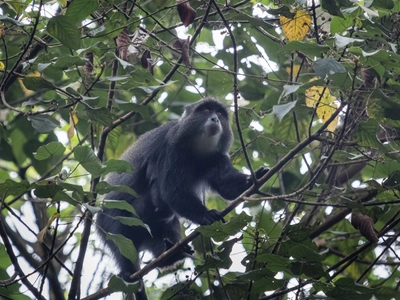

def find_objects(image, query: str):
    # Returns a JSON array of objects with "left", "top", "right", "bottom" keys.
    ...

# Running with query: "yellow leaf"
[
  {"left": 18, "top": 72, "right": 41, "bottom": 96},
  {"left": 285, "top": 64, "right": 301, "bottom": 79},
  {"left": 0, "top": 62, "right": 4, "bottom": 70},
  {"left": 68, "top": 112, "right": 78, "bottom": 141},
  {"left": 280, "top": 10, "right": 311, "bottom": 41},
  {"left": 27, "top": 71, "right": 41, "bottom": 77},
  {"left": 305, "top": 79, "right": 338, "bottom": 132},
  {"left": 37, "top": 213, "right": 60, "bottom": 243},
  {"left": 58, "top": 0, "right": 68, "bottom": 6},
  {"left": 316, "top": 102, "right": 338, "bottom": 132}
]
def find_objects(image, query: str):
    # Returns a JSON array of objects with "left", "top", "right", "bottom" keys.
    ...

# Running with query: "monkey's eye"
[
  {"left": 216, "top": 112, "right": 222, "bottom": 118},
  {"left": 203, "top": 109, "right": 210, "bottom": 114}
]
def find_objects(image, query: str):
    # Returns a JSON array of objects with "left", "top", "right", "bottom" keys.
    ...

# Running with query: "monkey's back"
[{"left": 97, "top": 121, "right": 180, "bottom": 252}]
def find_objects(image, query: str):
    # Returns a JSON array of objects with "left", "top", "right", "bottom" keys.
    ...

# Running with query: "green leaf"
[
  {"left": 47, "top": 15, "right": 80, "bottom": 50},
  {"left": 53, "top": 56, "right": 86, "bottom": 69},
  {"left": 102, "top": 159, "right": 134, "bottom": 175},
  {"left": 102, "top": 200, "right": 138, "bottom": 216},
  {"left": 234, "top": 268, "right": 276, "bottom": 281},
  {"left": 330, "top": 14, "right": 354, "bottom": 35},
  {"left": 34, "top": 142, "right": 65, "bottom": 160},
  {"left": 27, "top": 115, "right": 59, "bottom": 133},
  {"left": 283, "top": 223, "right": 315, "bottom": 242},
  {"left": 84, "top": 107, "right": 113, "bottom": 127},
  {"left": 255, "top": 254, "right": 290, "bottom": 272},
  {"left": 290, "top": 261, "right": 326, "bottom": 279},
  {"left": 313, "top": 58, "right": 347, "bottom": 78},
  {"left": 105, "top": 233, "right": 138, "bottom": 265},
  {"left": 115, "top": 216, "right": 146, "bottom": 227},
  {"left": 289, "top": 244, "right": 325, "bottom": 262},
  {"left": 335, "top": 34, "right": 364, "bottom": 48},
  {"left": 108, "top": 275, "right": 139, "bottom": 293},
  {"left": 22, "top": 76, "right": 55, "bottom": 90},
  {"left": 196, "top": 212, "right": 252, "bottom": 242},
  {"left": 106, "top": 126, "right": 122, "bottom": 152},
  {"left": 53, "top": 191, "right": 79, "bottom": 205},
  {"left": 74, "top": 146, "right": 103, "bottom": 177},
  {"left": 57, "top": 182, "right": 86, "bottom": 205},
  {"left": 114, "top": 100, "right": 152, "bottom": 121},
  {"left": 96, "top": 181, "right": 137, "bottom": 197},
  {"left": 283, "top": 84, "right": 301, "bottom": 97},
  {"left": 353, "top": 119, "right": 383, "bottom": 149},
  {"left": 282, "top": 41, "right": 329, "bottom": 56},
  {"left": 267, "top": 6, "right": 295, "bottom": 18},
  {"left": 34, "top": 183, "right": 63, "bottom": 198},
  {"left": 372, "top": 0, "right": 394, "bottom": 9},
  {"left": 134, "top": 80, "right": 178, "bottom": 94},
  {"left": 272, "top": 101, "right": 297, "bottom": 122},
  {"left": 115, "top": 216, "right": 151, "bottom": 235},
  {"left": 66, "top": 0, "right": 98, "bottom": 22},
  {"left": 114, "top": 54, "right": 134, "bottom": 69},
  {"left": 196, "top": 239, "right": 237, "bottom": 272},
  {"left": 326, "top": 278, "right": 376, "bottom": 299},
  {"left": 0, "top": 15, "right": 24, "bottom": 26},
  {"left": 321, "top": 0, "right": 343, "bottom": 17},
  {"left": 105, "top": 76, "right": 129, "bottom": 81},
  {"left": 0, "top": 180, "right": 31, "bottom": 197}
]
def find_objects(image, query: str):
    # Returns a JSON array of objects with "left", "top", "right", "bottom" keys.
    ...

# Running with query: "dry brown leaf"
[
  {"left": 177, "top": 1, "right": 196, "bottom": 27},
  {"left": 361, "top": 67, "right": 374, "bottom": 87},
  {"left": 181, "top": 37, "right": 191, "bottom": 67},
  {"left": 83, "top": 52, "right": 94, "bottom": 76},
  {"left": 141, "top": 50, "right": 151, "bottom": 69},
  {"left": 116, "top": 28, "right": 130, "bottom": 61},
  {"left": 351, "top": 212, "right": 379, "bottom": 243}
]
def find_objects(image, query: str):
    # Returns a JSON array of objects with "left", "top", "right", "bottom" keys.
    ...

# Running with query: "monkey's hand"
[
  {"left": 246, "top": 167, "right": 269, "bottom": 186},
  {"left": 255, "top": 167, "right": 269, "bottom": 179},
  {"left": 202, "top": 209, "right": 225, "bottom": 225},
  {"left": 158, "top": 239, "right": 194, "bottom": 268}
]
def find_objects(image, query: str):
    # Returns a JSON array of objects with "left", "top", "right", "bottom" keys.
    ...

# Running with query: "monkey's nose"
[{"left": 211, "top": 115, "right": 219, "bottom": 123}]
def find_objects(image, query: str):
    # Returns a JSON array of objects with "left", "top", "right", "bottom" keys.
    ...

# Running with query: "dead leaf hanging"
[{"left": 177, "top": 0, "right": 196, "bottom": 27}]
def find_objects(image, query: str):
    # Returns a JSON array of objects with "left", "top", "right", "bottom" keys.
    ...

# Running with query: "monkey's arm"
[
  {"left": 162, "top": 177, "right": 224, "bottom": 226},
  {"left": 208, "top": 155, "right": 267, "bottom": 200}
]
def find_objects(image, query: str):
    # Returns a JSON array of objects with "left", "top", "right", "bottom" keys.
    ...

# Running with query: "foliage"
[{"left": 1, "top": 0, "right": 400, "bottom": 299}]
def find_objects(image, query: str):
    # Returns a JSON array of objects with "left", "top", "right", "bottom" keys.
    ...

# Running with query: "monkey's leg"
[{"left": 146, "top": 216, "right": 193, "bottom": 268}]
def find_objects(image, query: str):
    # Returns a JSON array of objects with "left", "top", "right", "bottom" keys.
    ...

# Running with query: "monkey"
[{"left": 96, "top": 98, "right": 267, "bottom": 299}]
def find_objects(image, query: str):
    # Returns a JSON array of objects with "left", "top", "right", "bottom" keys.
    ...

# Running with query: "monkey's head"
[{"left": 171, "top": 98, "right": 233, "bottom": 155}]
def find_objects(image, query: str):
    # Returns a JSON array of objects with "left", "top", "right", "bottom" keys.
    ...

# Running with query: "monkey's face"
[
  {"left": 175, "top": 99, "right": 233, "bottom": 155},
  {"left": 191, "top": 109, "right": 226, "bottom": 155},
  {"left": 202, "top": 109, "right": 223, "bottom": 137}
]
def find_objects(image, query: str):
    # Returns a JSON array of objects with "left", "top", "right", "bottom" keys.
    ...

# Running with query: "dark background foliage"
[{"left": 1, "top": 0, "right": 400, "bottom": 299}]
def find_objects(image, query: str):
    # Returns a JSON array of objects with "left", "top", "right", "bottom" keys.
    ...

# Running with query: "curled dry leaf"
[
  {"left": 126, "top": 28, "right": 149, "bottom": 64},
  {"left": 141, "top": 50, "right": 151, "bottom": 69},
  {"left": 116, "top": 28, "right": 130, "bottom": 61},
  {"left": 172, "top": 37, "right": 191, "bottom": 67},
  {"left": 83, "top": 52, "right": 94, "bottom": 76},
  {"left": 177, "top": 0, "right": 196, "bottom": 27},
  {"left": 148, "top": 59, "right": 157, "bottom": 75},
  {"left": 351, "top": 212, "right": 379, "bottom": 243},
  {"left": 181, "top": 37, "right": 191, "bottom": 67},
  {"left": 172, "top": 38, "right": 186, "bottom": 50},
  {"left": 361, "top": 67, "right": 374, "bottom": 87}
]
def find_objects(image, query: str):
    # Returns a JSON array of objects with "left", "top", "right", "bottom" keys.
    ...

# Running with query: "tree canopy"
[{"left": 1, "top": 0, "right": 400, "bottom": 299}]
